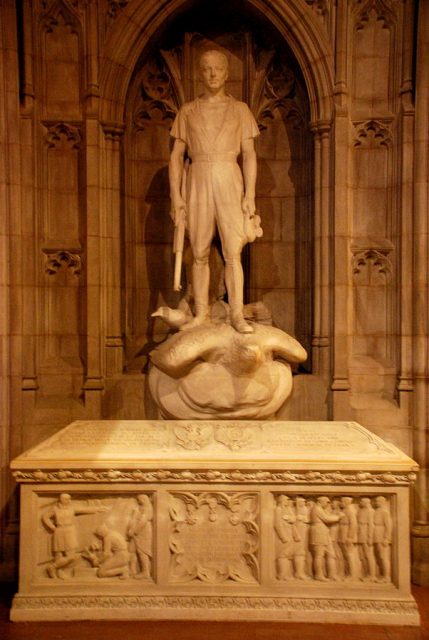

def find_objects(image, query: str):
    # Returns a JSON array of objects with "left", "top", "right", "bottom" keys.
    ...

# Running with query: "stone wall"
[{"left": 0, "top": 0, "right": 428, "bottom": 585}]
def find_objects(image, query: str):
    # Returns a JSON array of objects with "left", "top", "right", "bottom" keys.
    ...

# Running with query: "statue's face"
[{"left": 199, "top": 52, "right": 228, "bottom": 92}]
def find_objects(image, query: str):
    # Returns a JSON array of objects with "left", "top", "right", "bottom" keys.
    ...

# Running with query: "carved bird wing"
[
  {"left": 150, "top": 324, "right": 227, "bottom": 377},
  {"left": 252, "top": 324, "right": 307, "bottom": 363}
]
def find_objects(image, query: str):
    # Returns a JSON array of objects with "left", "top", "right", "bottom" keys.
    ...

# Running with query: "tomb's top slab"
[{"left": 11, "top": 420, "right": 417, "bottom": 472}]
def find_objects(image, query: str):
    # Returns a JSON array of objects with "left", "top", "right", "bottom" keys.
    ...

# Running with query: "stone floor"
[{"left": 0, "top": 584, "right": 428, "bottom": 639}]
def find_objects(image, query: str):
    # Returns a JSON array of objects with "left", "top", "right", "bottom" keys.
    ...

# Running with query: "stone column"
[
  {"left": 82, "top": 119, "right": 104, "bottom": 414},
  {"left": 397, "top": 0, "right": 415, "bottom": 414},
  {"left": 330, "top": 0, "right": 351, "bottom": 418},
  {"left": 0, "top": 0, "right": 22, "bottom": 581},
  {"left": 311, "top": 122, "right": 332, "bottom": 384},
  {"left": 101, "top": 124, "right": 124, "bottom": 378},
  {"left": 411, "top": 0, "right": 429, "bottom": 587}
]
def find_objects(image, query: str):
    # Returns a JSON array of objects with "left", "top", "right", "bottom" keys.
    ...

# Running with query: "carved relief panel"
[
  {"left": 37, "top": 492, "right": 154, "bottom": 581},
  {"left": 168, "top": 491, "right": 259, "bottom": 584},
  {"left": 273, "top": 493, "right": 394, "bottom": 585},
  {"left": 32, "top": 488, "right": 395, "bottom": 589}
]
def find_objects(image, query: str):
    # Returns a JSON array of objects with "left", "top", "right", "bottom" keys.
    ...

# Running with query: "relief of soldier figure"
[
  {"left": 41, "top": 493, "right": 154, "bottom": 581},
  {"left": 274, "top": 494, "right": 393, "bottom": 583}
]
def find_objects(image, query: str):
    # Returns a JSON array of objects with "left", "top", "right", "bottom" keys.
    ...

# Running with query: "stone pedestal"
[{"left": 10, "top": 420, "right": 419, "bottom": 625}]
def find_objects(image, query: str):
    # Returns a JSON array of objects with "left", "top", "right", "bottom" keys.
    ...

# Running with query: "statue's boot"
[
  {"left": 294, "top": 557, "right": 308, "bottom": 580},
  {"left": 180, "top": 302, "right": 209, "bottom": 331},
  {"left": 225, "top": 257, "right": 254, "bottom": 333},
  {"left": 231, "top": 311, "right": 254, "bottom": 334},
  {"left": 179, "top": 258, "right": 210, "bottom": 331}
]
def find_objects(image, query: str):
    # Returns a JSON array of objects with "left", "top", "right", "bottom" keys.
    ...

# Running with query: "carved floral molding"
[
  {"left": 40, "top": 1, "right": 83, "bottom": 32},
  {"left": 107, "top": 0, "right": 129, "bottom": 20},
  {"left": 43, "top": 250, "right": 82, "bottom": 276},
  {"left": 44, "top": 123, "right": 82, "bottom": 149},
  {"left": 354, "top": 0, "right": 398, "bottom": 31},
  {"left": 12, "top": 595, "right": 419, "bottom": 615},
  {"left": 12, "top": 468, "right": 417, "bottom": 485},
  {"left": 351, "top": 240, "right": 394, "bottom": 284},
  {"left": 254, "top": 57, "right": 304, "bottom": 132},
  {"left": 133, "top": 59, "right": 177, "bottom": 131},
  {"left": 354, "top": 120, "right": 392, "bottom": 148},
  {"left": 305, "top": 0, "right": 329, "bottom": 17}
]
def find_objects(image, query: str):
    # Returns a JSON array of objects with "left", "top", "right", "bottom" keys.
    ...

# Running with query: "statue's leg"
[
  {"left": 224, "top": 257, "right": 253, "bottom": 333},
  {"left": 313, "top": 547, "right": 328, "bottom": 581},
  {"left": 97, "top": 553, "right": 129, "bottom": 579},
  {"left": 179, "top": 253, "right": 211, "bottom": 330},
  {"left": 180, "top": 173, "right": 215, "bottom": 330},
  {"left": 214, "top": 166, "right": 253, "bottom": 333}
]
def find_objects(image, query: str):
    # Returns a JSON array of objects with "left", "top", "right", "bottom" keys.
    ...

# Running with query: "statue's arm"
[
  {"left": 241, "top": 137, "right": 257, "bottom": 216},
  {"left": 169, "top": 138, "right": 187, "bottom": 225},
  {"left": 41, "top": 508, "right": 55, "bottom": 531}
]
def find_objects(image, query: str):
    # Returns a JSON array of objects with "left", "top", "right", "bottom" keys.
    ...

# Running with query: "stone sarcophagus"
[{"left": 10, "top": 420, "right": 419, "bottom": 625}]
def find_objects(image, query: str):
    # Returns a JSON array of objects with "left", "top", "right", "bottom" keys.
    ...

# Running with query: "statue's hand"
[
  {"left": 171, "top": 196, "right": 187, "bottom": 226},
  {"left": 242, "top": 195, "right": 256, "bottom": 217}
]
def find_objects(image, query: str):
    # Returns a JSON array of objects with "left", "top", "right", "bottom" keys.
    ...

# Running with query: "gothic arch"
[{"left": 99, "top": 0, "right": 334, "bottom": 126}]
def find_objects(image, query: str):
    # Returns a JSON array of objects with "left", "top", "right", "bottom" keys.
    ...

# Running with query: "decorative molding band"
[
  {"left": 133, "top": 58, "right": 178, "bottom": 131},
  {"left": 43, "top": 250, "right": 82, "bottom": 276},
  {"left": 305, "top": 0, "right": 329, "bottom": 17},
  {"left": 44, "top": 123, "right": 82, "bottom": 149},
  {"left": 101, "top": 122, "right": 125, "bottom": 141},
  {"left": 310, "top": 120, "right": 331, "bottom": 137},
  {"left": 40, "top": 2, "right": 83, "bottom": 33},
  {"left": 42, "top": 0, "right": 88, "bottom": 14},
  {"left": 351, "top": 249, "right": 393, "bottom": 279},
  {"left": 21, "top": 377, "right": 39, "bottom": 391},
  {"left": 351, "top": 239, "right": 394, "bottom": 281},
  {"left": 353, "top": 120, "right": 392, "bottom": 148},
  {"left": 107, "top": 0, "right": 129, "bottom": 20},
  {"left": 12, "top": 594, "right": 419, "bottom": 616},
  {"left": 255, "top": 57, "right": 305, "bottom": 132},
  {"left": 82, "top": 377, "right": 104, "bottom": 391},
  {"left": 354, "top": 0, "right": 398, "bottom": 31},
  {"left": 134, "top": 100, "right": 177, "bottom": 130},
  {"left": 12, "top": 468, "right": 417, "bottom": 486},
  {"left": 105, "top": 337, "right": 124, "bottom": 348}
]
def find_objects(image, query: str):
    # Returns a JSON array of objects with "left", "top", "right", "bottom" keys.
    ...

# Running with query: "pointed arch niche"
[
  {"left": 98, "top": 0, "right": 334, "bottom": 419},
  {"left": 123, "top": 2, "right": 315, "bottom": 371}
]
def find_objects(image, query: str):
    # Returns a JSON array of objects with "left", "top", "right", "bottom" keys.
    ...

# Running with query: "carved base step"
[{"left": 11, "top": 593, "right": 419, "bottom": 624}]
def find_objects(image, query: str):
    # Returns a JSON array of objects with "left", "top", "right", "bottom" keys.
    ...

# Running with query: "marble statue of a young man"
[{"left": 169, "top": 50, "right": 260, "bottom": 333}]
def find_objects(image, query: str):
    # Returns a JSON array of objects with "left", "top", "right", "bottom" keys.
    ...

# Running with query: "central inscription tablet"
[{"left": 168, "top": 492, "right": 259, "bottom": 583}]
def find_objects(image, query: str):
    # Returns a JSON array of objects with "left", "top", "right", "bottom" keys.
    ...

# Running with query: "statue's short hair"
[{"left": 199, "top": 49, "right": 229, "bottom": 69}]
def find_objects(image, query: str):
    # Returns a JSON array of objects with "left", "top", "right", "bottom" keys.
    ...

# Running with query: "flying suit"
[{"left": 170, "top": 96, "right": 259, "bottom": 318}]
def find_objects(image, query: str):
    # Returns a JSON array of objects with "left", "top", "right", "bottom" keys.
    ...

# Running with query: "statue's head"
[
  {"left": 277, "top": 494, "right": 290, "bottom": 507},
  {"left": 199, "top": 49, "right": 229, "bottom": 92},
  {"left": 375, "top": 495, "right": 387, "bottom": 508},
  {"left": 94, "top": 523, "right": 108, "bottom": 538},
  {"left": 317, "top": 496, "right": 330, "bottom": 508},
  {"left": 360, "top": 497, "right": 372, "bottom": 508},
  {"left": 136, "top": 494, "right": 154, "bottom": 519}
]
